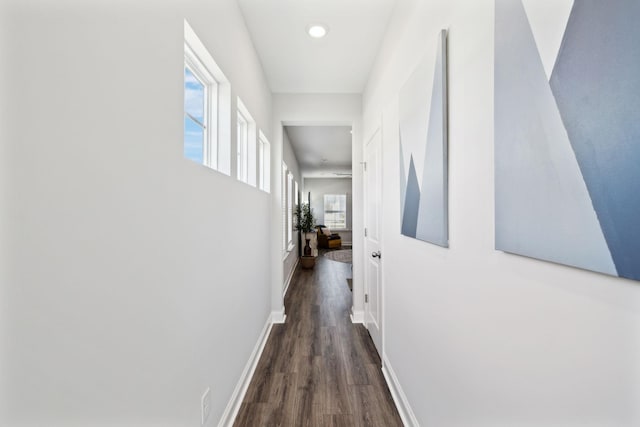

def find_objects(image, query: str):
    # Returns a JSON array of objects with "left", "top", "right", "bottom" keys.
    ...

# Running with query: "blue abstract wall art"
[
  {"left": 495, "top": 0, "right": 640, "bottom": 281},
  {"left": 399, "top": 29, "right": 448, "bottom": 247}
]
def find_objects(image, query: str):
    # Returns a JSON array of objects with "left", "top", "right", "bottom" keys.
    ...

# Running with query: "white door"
[{"left": 364, "top": 128, "right": 383, "bottom": 356}]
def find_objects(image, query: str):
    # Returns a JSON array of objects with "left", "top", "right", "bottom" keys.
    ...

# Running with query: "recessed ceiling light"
[{"left": 307, "top": 24, "right": 328, "bottom": 38}]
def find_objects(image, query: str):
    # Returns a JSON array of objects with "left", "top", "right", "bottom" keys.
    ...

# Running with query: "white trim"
[
  {"left": 217, "top": 316, "right": 273, "bottom": 427},
  {"left": 350, "top": 309, "right": 365, "bottom": 324},
  {"left": 283, "top": 258, "right": 299, "bottom": 298},
  {"left": 184, "top": 20, "right": 228, "bottom": 83},
  {"left": 271, "top": 309, "right": 287, "bottom": 324},
  {"left": 382, "top": 356, "right": 419, "bottom": 427}
]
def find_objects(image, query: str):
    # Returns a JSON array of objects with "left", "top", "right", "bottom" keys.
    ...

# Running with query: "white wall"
[
  {"left": 303, "top": 178, "right": 353, "bottom": 244},
  {"left": 1, "top": 0, "right": 273, "bottom": 426},
  {"left": 363, "top": 1, "right": 640, "bottom": 426},
  {"left": 282, "top": 130, "right": 301, "bottom": 291},
  {"left": 271, "top": 94, "right": 364, "bottom": 320}
]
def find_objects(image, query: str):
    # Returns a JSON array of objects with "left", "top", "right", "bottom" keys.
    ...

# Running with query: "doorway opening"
[{"left": 282, "top": 124, "right": 353, "bottom": 307}]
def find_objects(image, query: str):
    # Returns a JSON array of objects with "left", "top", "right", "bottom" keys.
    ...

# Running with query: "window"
[
  {"left": 259, "top": 132, "right": 270, "bottom": 192},
  {"left": 237, "top": 97, "right": 256, "bottom": 185},
  {"left": 287, "top": 171, "right": 294, "bottom": 249},
  {"left": 294, "top": 181, "right": 299, "bottom": 206},
  {"left": 324, "top": 194, "right": 347, "bottom": 229},
  {"left": 281, "top": 162, "right": 297, "bottom": 253},
  {"left": 282, "top": 162, "right": 288, "bottom": 253},
  {"left": 184, "top": 20, "right": 231, "bottom": 174},
  {"left": 237, "top": 111, "right": 248, "bottom": 182},
  {"left": 184, "top": 50, "right": 215, "bottom": 165}
]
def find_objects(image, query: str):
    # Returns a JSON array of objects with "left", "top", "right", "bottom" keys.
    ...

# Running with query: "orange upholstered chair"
[{"left": 317, "top": 225, "right": 342, "bottom": 249}]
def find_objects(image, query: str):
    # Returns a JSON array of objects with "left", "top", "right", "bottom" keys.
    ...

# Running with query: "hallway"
[{"left": 234, "top": 252, "right": 403, "bottom": 426}]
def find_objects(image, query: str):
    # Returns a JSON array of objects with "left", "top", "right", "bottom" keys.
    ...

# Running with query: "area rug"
[{"left": 324, "top": 249, "right": 352, "bottom": 264}]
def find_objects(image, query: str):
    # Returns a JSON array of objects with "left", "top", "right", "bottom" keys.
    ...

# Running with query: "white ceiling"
[
  {"left": 285, "top": 126, "right": 352, "bottom": 177},
  {"left": 237, "top": 0, "right": 397, "bottom": 93}
]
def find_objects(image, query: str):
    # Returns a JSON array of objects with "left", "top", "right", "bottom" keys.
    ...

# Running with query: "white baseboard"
[
  {"left": 271, "top": 309, "right": 287, "bottom": 324},
  {"left": 382, "top": 356, "right": 419, "bottom": 427},
  {"left": 283, "top": 258, "right": 299, "bottom": 297},
  {"left": 217, "top": 316, "right": 273, "bottom": 427},
  {"left": 350, "top": 309, "right": 364, "bottom": 324}
]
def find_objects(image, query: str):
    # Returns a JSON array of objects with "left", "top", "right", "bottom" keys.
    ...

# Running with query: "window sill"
[{"left": 282, "top": 243, "right": 295, "bottom": 261}]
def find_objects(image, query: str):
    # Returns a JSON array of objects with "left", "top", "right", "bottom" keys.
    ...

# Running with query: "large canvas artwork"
[
  {"left": 495, "top": 0, "right": 640, "bottom": 280},
  {"left": 399, "top": 29, "right": 448, "bottom": 247}
]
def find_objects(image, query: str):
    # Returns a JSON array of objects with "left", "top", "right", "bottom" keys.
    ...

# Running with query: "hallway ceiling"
[
  {"left": 285, "top": 126, "right": 352, "bottom": 178},
  {"left": 237, "top": 0, "right": 397, "bottom": 93}
]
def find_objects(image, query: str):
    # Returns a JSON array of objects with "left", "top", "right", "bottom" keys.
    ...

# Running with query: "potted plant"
[{"left": 294, "top": 203, "right": 316, "bottom": 268}]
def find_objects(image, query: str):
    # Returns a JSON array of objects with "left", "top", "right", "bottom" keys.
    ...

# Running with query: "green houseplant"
[{"left": 295, "top": 202, "right": 315, "bottom": 257}]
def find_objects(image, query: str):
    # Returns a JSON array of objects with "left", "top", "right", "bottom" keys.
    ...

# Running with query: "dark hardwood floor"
[{"left": 234, "top": 251, "right": 403, "bottom": 427}]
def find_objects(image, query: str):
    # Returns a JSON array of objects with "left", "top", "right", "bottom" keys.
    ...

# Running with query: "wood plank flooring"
[{"left": 234, "top": 252, "right": 403, "bottom": 427}]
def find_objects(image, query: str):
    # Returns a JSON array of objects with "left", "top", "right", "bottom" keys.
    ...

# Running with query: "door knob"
[{"left": 371, "top": 251, "right": 381, "bottom": 259}]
